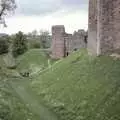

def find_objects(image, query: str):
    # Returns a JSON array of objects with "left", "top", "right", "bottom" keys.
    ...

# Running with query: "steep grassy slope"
[
  {"left": 31, "top": 50, "right": 120, "bottom": 120},
  {"left": 0, "top": 54, "right": 18, "bottom": 77},
  {"left": 0, "top": 78, "right": 40, "bottom": 120},
  {"left": 0, "top": 56, "right": 40, "bottom": 120},
  {"left": 16, "top": 49, "right": 54, "bottom": 74}
]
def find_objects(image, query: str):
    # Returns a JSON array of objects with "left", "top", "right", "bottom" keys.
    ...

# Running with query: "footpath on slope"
[
  {"left": 9, "top": 79, "right": 59, "bottom": 120},
  {"left": 30, "top": 59, "right": 63, "bottom": 76}
]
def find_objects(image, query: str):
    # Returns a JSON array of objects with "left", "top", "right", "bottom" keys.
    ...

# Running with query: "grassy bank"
[
  {"left": 31, "top": 50, "right": 120, "bottom": 120},
  {"left": 16, "top": 49, "right": 54, "bottom": 74}
]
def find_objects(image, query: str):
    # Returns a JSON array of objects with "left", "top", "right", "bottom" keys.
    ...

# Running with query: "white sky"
[{"left": 0, "top": 0, "right": 88, "bottom": 34}]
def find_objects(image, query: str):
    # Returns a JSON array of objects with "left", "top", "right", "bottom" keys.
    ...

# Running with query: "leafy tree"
[
  {"left": 12, "top": 31, "right": 28, "bottom": 57},
  {"left": 39, "top": 30, "right": 51, "bottom": 48},
  {"left": 30, "top": 41, "right": 41, "bottom": 49},
  {"left": 27, "top": 31, "right": 41, "bottom": 49},
  {"left": 0, "top": 35, "right": 9, "bottom": 54},
  {"left": 0, "top": 0, "right": 16, "bottom": 27},
  {"left": 31, "top": 29, "right": 38, "bottom": 37}
]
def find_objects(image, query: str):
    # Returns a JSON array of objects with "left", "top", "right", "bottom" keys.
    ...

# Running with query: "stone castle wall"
[
  {"left": 64, "top": 33, "right": 73, "bottom": 56},
  {"left": 88, "top": 0, "right": 97, "bottom": 55},
  {"left": 51, "top": 25, "right": 65, "bottom": 59},
  {"left": 51, "top": 0, "right": 120, "bottom": 58},
  {"left": 88, "top": 0, "right": 120, "bottom": 55},
  {"left": 51, "top": 25, "right": 87, "bottom": 59},
  {"left": 98, "top": 0, "right": 120, "bottom": 55},
  {"left": 73, "top": 30, "right": 87, "bottom": 51}
]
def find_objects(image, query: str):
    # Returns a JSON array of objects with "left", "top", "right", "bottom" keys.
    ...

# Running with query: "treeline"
[
  {"left": 27, "top": 30, "right": 51, "bottom": 49},
  {"left": 0, "top": 30, "right": 51, "bottom": 57}
]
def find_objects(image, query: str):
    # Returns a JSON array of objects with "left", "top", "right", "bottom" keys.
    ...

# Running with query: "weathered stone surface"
[
  {"left": 88, "top": 0, "right": 97, "bottom": 55},
  {"left": 64, "top": 33, "right": 73, "bottom": 56},
  {"left": 51, "top": 25, "right": 65, "bottom": 59},
  {"left": 51, "top": 25, "right": 87, "bottom": 59},
  {"left": 88, "top": 0, "right": 120, "bottom": 55},
  {"left": 72, "top": 29, "right": 87, "bottom": 51},
  {"left": 98, "top": 0, "right": 120, "bottom": 55}
]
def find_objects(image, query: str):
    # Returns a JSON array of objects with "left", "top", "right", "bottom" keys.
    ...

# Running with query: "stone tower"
[
  {"left": 97, "top": 0, "right": 120, "bottom": 55},
  {"left": 51, "top": 25, "right": 66, "bottom": 59},
  {"left": 88, "top": 0, "right": 120, "bottom": 55},
  {"left": 51, "top": 25, "right": 87, "bottom": 59}
]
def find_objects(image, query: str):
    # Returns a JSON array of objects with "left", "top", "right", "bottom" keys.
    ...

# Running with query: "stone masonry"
[
  {"left": 72, "top": 29, "right": 87, "bottom": 51},
  {"left": 51, "top": 25, "right": 65, "bottom": 59},
  {"left": 51, "top": 25, "right": 87, "bottom": 59},
  {"left": 88, "top": 0, "right": 97, "bottom": 55},
  {"left": 88, "top": 0, "right": 120, "bottom": 55}
]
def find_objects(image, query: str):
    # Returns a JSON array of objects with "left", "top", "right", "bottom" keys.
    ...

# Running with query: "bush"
[
  {"left": 32, "top": 41, "right": 40, "bottom": 48},
  {"left": 12, "top": 31, "right": 28, "bottom": 57},
  {"left": 0, "top": 36, "right": 9, "bottom": 54},
  {"left": 28, "top": 40, "right": 41, "bottom": 49}
]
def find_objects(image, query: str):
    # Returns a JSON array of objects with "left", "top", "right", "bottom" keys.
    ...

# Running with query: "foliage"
[
  {"left": 0, "top": 36, "right": 9, "bottom": 54},
  {"left": 28, "top": 40, "right": 41, "bottom": 49},
  {"left": 12, "top": 31, "right": 28, "bottom": 57},
  {"left": 27, "top": 29, "right": 51, "bottom": 49},
  {"left": 40, "top": 30, "right": 51, "bottom": 48},
  {"left": 32, "top": 41, "right": 41, "bottom": 48},
  {"left": 31, "top": 49, "right": 120, "bottom": 120}
]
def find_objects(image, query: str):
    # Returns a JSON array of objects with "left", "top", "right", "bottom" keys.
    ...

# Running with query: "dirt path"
[{"left": 10, "top": 80, "right": 59, "bottom": 120}]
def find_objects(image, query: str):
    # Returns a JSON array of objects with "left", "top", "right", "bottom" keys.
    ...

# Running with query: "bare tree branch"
[
  {"left": 0, "top": 5, "right": 6, "bottom": 17},
  {"left": 0, "top": 0, "right": 16, "bottom": 26}
]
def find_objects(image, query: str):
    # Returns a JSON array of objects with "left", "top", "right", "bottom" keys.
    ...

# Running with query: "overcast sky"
[{"left": 0, "top": 0, "right": 88, "bottom": 34}]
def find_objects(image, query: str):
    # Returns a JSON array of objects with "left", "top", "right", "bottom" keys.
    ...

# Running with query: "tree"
[
  {"left": 0, "top": 35, "right": 9, "bottom": 54},
  {"left": 31, "top": 29, "right": 38, "bottom": 37},
  {"left": 39, "top": 30, "right": 51, "bottom": 48},
  {"left": 12, "top": 31, "right": 28, "bottom": 57},
  {"left": 0, "top": 0, "right": 16, "bottom": 27}
]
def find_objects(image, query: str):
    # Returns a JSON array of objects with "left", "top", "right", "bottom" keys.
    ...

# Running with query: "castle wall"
[
  {"left": 51, "top": 25, "right": 65, "bottom": 59},
  {"left": 97, "top": 0, "right": 120, "bottom": 55},
  {"left": 64, "top": 33, "right": 73, "bottom": 56},
  {"left": 72, "top": 30, "right": 87, "bottom": 51},
  {"left": 51, "top": 26, "right": 87, "bottom": 59},
  {"left": 88, "top": 0, "right": 120, "bottom": 55},
  {"left": 88, "top": 0, "right": 98, "bottom": 55}
]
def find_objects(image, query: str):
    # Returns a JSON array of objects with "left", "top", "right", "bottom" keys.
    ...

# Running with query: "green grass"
[
  {"left": 0, "top": 51, "right": 46, "bottom": 120},
  {"left": 0, "top": 70, "right": 40, "bottom": 120},
  {"left": 0, "top": 49, "right": 57, "bottom": 120},
  {"left": 1, "top": 49, "right": 120, "bottom": 120},
  {"left": 10, "top": 79, "right": 59, "bottom": 120},
  {"left": 31, "top": 49, "right": 120, "bottom": 120},
  {"left": 16, "top": 49, "right": 54, "bottom": 74},
  {"left": 0, "top": 54, "right": 19, "bottom": 77}
]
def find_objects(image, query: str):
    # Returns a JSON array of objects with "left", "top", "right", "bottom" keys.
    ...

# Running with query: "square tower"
[{"left": 51, "top": 25, "right": 66, "bottom": 59}]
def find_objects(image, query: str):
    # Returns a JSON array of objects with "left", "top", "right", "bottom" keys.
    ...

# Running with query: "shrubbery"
[
  {"left": 28, "top": 40, "right": 41, "bottom": 49},
  {"left": 0, "top": 36, "right": 9, "bottom": 55},
  {"left": 12, "top": 31, "right": 28, "bottom": 57}
]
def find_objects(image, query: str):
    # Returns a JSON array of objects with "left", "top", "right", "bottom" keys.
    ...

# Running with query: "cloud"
[
  {"left": 0, "top": 0, "right": 88, "bottom": 34},
  {"left": 15, "top": 0, "right": 88, "bottom": 16},
  {"left": 1, "top": 9, "right": 88, "bottom": 34}
]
